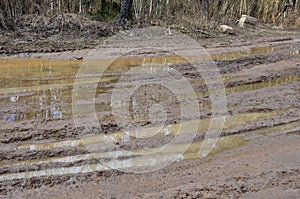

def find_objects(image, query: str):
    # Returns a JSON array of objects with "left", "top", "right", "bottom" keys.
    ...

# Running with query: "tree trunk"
[
  {"left": 119, "top": 0, "right": 133, "bottom": 24},
  {"left": 202, "top": 0, "right": 209, "bottom": 17}
]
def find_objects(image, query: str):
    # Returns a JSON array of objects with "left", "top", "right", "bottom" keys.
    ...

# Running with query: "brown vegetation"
[
  {"left": 0, "top": 0, "right": 300, "bottom": 27},
  {"left": 0, "top": 0, "right": 299, "bottom": 55}
]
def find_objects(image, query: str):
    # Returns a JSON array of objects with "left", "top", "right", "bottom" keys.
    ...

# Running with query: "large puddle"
[
  {"left": 0, "top": 46, "right": 298, "bottom": 123},
  {"left": 0, "top": 46, "right": 299, "bottom": 180},
  {"left": 16, "top": 111, "right": 279, "bottom": 151},
  {"left": 1, "top": 121, "right": 299, "bottom": 181},
  {"left": 0, "top": 130, "right": 250, "bottom": 181}
]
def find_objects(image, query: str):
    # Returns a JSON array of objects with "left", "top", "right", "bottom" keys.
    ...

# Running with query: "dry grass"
[{"left": 0, "top": 0, "right": 299, "bottom": 30}]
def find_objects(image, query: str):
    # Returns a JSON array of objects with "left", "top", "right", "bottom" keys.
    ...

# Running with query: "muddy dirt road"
[{"left": 0, "top": 27, "right": 299, "bottom": 198}]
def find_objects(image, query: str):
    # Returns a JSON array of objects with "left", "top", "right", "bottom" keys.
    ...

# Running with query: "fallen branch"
[{"left": 194, "top": 29, "right": 210, "bottom": 35}]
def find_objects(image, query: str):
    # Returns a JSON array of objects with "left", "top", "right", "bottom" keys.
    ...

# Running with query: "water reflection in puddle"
[
  {"left": 254, "top": 121, "right": 300, "bottom": 136},
  {"left": 195, "top": 75, "right": 299, "bottom": 99},
  {"left": 2, "top": 121, "right": 299, "bottom": 181},
  {"left": 289, "top": 49, "right": 300, "bottom": 56},
  {"left": 0, "top": 153, "right": 182, "bottom": 181},
  {"left": 225, "top": 76, "right": 299, "bottom": 94},
  {"left": 208, "top": 46, "right": 279, "bottom": 61},
  {"left": 286, "top": 130, "right": 300, "bottom": 136},
  {"left": 1, "top": 73, "right": 297, "bottom": 123},
  {"left": 16, "top": 111, "right": 278, "bottom": 151},
  {"left": 0, "top": 59, "right": 79, "bottom": 122},
  {"left": 0, "top": 45, "right": 297, "bottom": 123},
  {"left": 0, "top": 87, "right": 113, "bottom": 122},
  {"left": 0, "top": 134, "right": 247, "bottom": 181}
]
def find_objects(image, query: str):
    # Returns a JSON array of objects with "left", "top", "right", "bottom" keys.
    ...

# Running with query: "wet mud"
[{"left": 0, "top": 27, "right": 299, "bottom": 198}]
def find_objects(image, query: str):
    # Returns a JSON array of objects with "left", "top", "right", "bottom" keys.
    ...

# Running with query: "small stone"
[{"left": 219, "top": 25, "right": 234, "bottom": 34}]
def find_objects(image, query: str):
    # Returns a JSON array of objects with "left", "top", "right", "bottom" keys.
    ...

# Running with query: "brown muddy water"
[
  {"left": 15, "top": 111, "right": 279, "bottom": 151},
  {"left": 0, "top": 46, "right": 299, "bottom": 181},
  {"left": 0, "top": 135, "right": 248, "bottom": 181},
  {"left": 1, "top": 121, "right": 299, "bottom": 181},
  {"left": 0, "top": 45, "right": 298, "bottom": 123}
]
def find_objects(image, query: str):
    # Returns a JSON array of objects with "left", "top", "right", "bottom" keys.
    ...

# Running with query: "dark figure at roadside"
[{"left": 119, "top": 0, "right": 133, "bottom": 25}]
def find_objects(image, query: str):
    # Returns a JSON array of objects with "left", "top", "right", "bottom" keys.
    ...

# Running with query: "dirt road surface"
[{"left": 0, "top": 26, "right": 299, "bottom": 198}]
